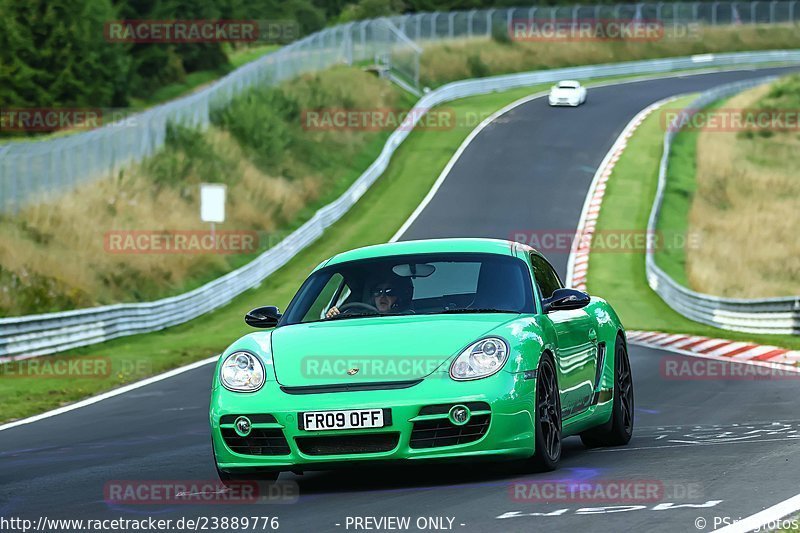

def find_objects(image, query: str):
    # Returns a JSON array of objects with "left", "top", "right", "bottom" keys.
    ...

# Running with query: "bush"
[
  {"left": 466, "top": 54, "right": 490, "bottom": 78},
  {"left": 758, "top": 74, "right": 800, "bottom": 110},
  {"left": 210, "top": 87, "right": 298, "bottom": 172},
  {"left": 491, "top": 22, "right": 512, "bottom": 45}
]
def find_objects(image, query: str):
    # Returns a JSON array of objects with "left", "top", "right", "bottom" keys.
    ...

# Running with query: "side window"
[
  {"left": 530, "top": 254, "right": 563, "bottom": 299},
  {"left": 303, "top": 273, "right": 347, "bottom": 321}
]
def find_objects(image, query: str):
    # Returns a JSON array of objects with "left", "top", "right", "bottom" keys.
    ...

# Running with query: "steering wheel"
[{"left": 338, "top": 302, "right": 379, "bottom": 314}]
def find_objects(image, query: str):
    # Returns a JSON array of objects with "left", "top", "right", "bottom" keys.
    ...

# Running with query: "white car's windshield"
[{"left": 281, "top": 252, "right": 535, "bottom": 325}]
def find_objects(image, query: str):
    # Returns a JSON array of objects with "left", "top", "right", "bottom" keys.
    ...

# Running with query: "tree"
[{"left": 0, "top": 0, "right": 129, "bottom": 112}]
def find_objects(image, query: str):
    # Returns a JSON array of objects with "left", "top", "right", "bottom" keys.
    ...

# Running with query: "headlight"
[
  {"left": 450, "top": 337, "right": 509, "bottom": 381},
  {"left": 220, "top": 351, "right": 265, "bottom": 392}
]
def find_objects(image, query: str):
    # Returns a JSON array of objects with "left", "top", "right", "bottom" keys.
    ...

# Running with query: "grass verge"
[
  {"left": 587, "top": 94, "right": 800, "bottom": 350},
  {"left": 664, "top": 78, "right": 800, "bottom": 298}
]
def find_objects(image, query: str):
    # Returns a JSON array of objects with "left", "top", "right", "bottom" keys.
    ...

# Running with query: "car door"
[{"left": 530, "top": 253, "right": 598, "bottom": 419}]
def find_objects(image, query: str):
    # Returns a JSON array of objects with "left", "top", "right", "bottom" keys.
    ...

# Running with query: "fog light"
[
  {"left": 449, "top": 405, "right": 470, "bottom": 426},
  {"left": 234, "top": 416, "right": 252, "bottom": 437}
]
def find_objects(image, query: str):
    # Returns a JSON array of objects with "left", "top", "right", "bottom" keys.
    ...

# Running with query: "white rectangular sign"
[{"left": 200, "top": 183, "right": 226, "bottom": 223}]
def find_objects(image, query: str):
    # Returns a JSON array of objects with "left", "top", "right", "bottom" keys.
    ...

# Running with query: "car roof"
[
  {"left": 558, "top": 80, "right": 580, "bottom": 86},
  {"left": 320, "top": 238, "right": 534, "bottom": 270}
]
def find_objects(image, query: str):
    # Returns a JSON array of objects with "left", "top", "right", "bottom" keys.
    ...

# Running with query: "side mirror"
[
  {"left": 245, "top": 306, "right": 281, "bottom": 328},
  {"left": 543, "top": 288, "right": 590, "bottom": 313}
]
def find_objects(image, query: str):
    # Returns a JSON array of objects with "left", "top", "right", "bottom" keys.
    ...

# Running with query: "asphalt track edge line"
[
  {"left": 0, "top": 355, "right": 219, "bottom": 433},
  {"left": 714, "top": 492, "right": 800, "bottom": 533}
]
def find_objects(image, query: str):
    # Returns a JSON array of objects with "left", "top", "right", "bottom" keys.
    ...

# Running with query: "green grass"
[
  {"left": 657, "top": 105, "right": 701, "bottom": 285},
  {"left": 586, "top": 94, "right": 800, "bottom": 350},
  {"left": 229, "top": 45, "right": 280, "bottom": 68},
  {"left": 656, "top": 100, "right": 737, "bottom": 285},
  {"left": 129, "top": 70, "right": 229, "bottom": 110}
]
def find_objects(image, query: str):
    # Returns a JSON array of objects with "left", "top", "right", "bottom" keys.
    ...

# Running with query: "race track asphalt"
[{"left": 2, "top": 66, "right": 799, "bottom": 533}]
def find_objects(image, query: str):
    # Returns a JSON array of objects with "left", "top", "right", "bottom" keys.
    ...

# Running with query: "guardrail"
[
  {"left": 3, "top": 50, "right": 800, "bottom": 360},
  {"left": 646, "top": 76, "right": 800, "bottom": 335}
]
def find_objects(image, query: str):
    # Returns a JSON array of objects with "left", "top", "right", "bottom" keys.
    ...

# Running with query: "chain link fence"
[
  {"left": 390, "top": 1, "right": 800, "bottom": 40},
  {"left": 2, "top": 2, "right": 800, "bottom": 212}
]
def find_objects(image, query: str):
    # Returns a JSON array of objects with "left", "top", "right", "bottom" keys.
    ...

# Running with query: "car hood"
[{"left": 270, "top": 314, "right": 516, "bottom": 386}]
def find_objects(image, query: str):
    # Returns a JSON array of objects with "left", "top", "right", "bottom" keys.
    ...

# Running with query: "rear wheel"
[
  {"left": 580, "top": 336, "right": 634, "bottom": 448},
  {"left": 529, "top": 355, "right": 562, "bottom": 471}
]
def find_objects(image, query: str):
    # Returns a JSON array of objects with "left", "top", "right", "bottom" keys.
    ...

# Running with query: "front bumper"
[{"left": 211, "top": 370, "right": 536, "bottom": 473}]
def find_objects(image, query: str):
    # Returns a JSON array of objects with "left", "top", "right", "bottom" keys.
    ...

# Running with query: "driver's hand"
[{"left": 325, "top": 306, "right": 340, "bottom": 318}]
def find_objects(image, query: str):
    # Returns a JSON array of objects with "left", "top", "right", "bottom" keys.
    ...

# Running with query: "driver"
[{"left": 326, "top": 274, "right": 412, "bottom": 318}]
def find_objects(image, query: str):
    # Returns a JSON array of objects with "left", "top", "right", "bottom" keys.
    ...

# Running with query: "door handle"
[{"left": 588, "top": 329, "right": 598, "bottom": 342}]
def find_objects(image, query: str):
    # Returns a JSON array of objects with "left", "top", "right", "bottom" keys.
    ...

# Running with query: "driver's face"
[{"left": 372, "top": 283, "right": 397, "bottom": 313}]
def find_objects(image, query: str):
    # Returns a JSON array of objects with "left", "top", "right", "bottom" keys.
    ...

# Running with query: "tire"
[
  {"left": 529, "top": 354, "right": 562, "bottom": 471},
  {"left": 580, "top": 335, "right": 634, "bottom": 448}
]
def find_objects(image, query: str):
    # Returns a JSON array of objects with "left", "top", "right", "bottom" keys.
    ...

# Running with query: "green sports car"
[{"left": 210, "top": 238, "right": 633, "bottom": 481}]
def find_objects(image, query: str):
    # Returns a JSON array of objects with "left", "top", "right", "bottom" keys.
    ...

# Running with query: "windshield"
[
  {"left": 280, "top": 252, "right": 535, "bottom": 325},
  {"left": 557, "top": 82, "right": 578, "bottom": 89}
]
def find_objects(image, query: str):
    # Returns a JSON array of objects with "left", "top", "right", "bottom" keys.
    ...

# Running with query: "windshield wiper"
[
  {"left": 327, "top": 312, "right": 383, "bottom": 321},
  {"left": 437, "top": 308, "right": 520, "bottom": 314}
]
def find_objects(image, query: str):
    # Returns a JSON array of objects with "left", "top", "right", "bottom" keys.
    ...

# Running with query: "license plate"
[{"left": 300, "top": 409, "right": 386, "bottom": 431}]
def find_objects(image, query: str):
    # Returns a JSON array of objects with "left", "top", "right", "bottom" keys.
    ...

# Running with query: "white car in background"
[{"left": 548, "top": 80, "right": 587, "bottom": 107}]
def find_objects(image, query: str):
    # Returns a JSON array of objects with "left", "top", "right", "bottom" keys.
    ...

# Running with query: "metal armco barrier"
[
  {"left": 647, "top": 76, "right": 800, "bottom": 335},
  {"left": 3, "top": 50, "right": 800, "bottom": 359}
]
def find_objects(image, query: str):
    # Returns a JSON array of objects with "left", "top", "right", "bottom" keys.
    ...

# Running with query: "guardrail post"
[
  {"left": 485, "top": 9, "right": 494, "bottom": 36},
  {"left": 467, "top": 9, "right": 476, "bottom": 37},
  {"left": 448, "top": 12, "right": 455, "bottom": 38},
  {"left": 692, "top": 2, "right": 699, "bottom": 21},
  {"left": 343, "top": 22, "right": 354, "bottom": 64},
  {"left": 572, "top": 4, "right": 579, "bottom": 25},
  {"left": 415, "top": 14, "right": 422, "bottom": 40},
  {"left": 751, "top": 1, "right": 759, "bottom": 22},
  {"left": 431, "top": 13, "right": 439, "bottom": 39},
  {"left": 528, "top": 6, "right": 537, "bottom": 22},
  {"left": 770, "top": 0, "right": 777, "bottom": 22},
  {"left": 506, "top": 7, "right": 513, "bottom": 32},
  {"left": 359, "top": 21, "right": 367, "bottom": 55},
  {"left": 791, "top": 0, "right": 796, "bottom": 21},
  {"left": 711, "top": 1, "right": 718, "bottom": 24},
  {"left": 399, "top": 16, "right": 408, "bottom": 36}
]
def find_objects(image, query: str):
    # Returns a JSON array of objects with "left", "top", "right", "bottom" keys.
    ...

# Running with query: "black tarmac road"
[{"left": 2, "top": 66, "right": 799, "bottom": 533}]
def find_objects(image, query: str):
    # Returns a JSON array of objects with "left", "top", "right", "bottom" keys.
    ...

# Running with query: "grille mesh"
[
  {"left": 221, "top": 427, "right": 291, "bottom": 456},
  {"left": 295, "top": 432, "right": 400, "bottom": 456},
  {"left": 410, "top": 414, "right": 490, "bottom": 449}
]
